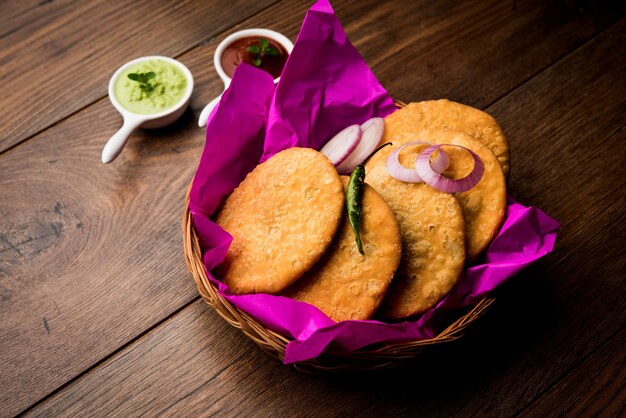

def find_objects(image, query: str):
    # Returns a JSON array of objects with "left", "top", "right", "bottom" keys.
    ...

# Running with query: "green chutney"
[{"left": 114, "top": 59, "right": 188, "bottom": 114}]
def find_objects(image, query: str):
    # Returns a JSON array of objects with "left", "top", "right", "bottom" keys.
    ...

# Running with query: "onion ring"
[
  {"left": 414, "top": 144, "right": 484, "bottom": 193},
  {"left": 386, "top": 140, "right": 448, "bottom": 182}
]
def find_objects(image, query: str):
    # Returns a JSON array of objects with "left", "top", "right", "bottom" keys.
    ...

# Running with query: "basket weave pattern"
[{"left": 182, "top": 102, "right": 495, "bottom": 372}]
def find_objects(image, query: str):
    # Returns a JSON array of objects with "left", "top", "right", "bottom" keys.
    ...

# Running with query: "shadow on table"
[
  {"left": 311, "top": 259, "right": 556, "bottom": 404},
  {"left": 108, "top": 107, "right": 200, "bottom": 189},
  {"left": 130, "top": 107, "right": 198, "bottom": 156}
]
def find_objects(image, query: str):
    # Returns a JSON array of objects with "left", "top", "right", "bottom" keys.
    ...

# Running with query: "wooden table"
[{"left": 1, "top": 0, "right": 624, "bottom": 416}]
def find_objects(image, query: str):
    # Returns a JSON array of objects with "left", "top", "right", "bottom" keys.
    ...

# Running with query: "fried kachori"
[
  {"left": 366, "top": 147, "right": 466, "bottom": 319},
  {"left": 215, "top": 147, "right": 345, "bottom": 294},
  {"left": 383, "top": 100, "right": 510, "bottom": 176}
]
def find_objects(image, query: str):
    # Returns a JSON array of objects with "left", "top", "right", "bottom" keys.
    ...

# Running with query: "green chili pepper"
[
  {"left": 346, "top": 142, "right": 392, "bottom": 255},
  {"left": 346, "top": 165, "right": 365, "bottom": 255}
]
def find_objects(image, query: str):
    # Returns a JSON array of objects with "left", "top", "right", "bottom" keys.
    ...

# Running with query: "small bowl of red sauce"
[{"left": 199, "top": 28, "right": 294, "bottom": 127}]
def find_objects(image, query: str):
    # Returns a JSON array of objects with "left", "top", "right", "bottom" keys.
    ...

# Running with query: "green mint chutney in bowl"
[
  {"left": 103, "top": 56, "right": 193, "bottom": 164},
  {"left": 114, "top": 59, "right": 188, "bottom": 114}
]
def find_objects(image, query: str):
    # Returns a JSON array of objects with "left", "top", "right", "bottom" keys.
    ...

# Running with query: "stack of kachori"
[
  {"left": 214, "top": 100, "right": 508, "bottom": 322},
  {"left": 282, "top": 177, "right": 402, "bottom": 321},
  {"left": 366, "top": 129, "right": 507, "bottom": 263}
]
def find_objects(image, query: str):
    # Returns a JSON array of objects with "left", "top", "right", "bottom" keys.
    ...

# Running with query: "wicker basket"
[{"left": 182, "top": 102, "right": 495, "bottom": 373}]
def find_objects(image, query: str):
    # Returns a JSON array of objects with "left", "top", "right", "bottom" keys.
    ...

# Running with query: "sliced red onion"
[
  {"left": 414, "top": 144, "right": 484, "bottom": 193},
  {"left": 320, "top": 124, "right": 362, "bottom": 166},
  {"left": 336, "top": 117, "right": 384, "bottom": 174},
  {"left": 429, "top": 147, "right": 450, "bottom": 174},
  {"left": 386, "top": 140, "right": 448, "bottom": 183}
]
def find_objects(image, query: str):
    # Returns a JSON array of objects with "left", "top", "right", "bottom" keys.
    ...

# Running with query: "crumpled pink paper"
[
  {"left": 189, "top": 0, "right": 559, "bottom": 364},
  {"left": 261, "top": 0, "right": 397, "bottom": 160}
]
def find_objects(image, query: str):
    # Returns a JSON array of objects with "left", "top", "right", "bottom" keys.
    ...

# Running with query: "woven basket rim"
[{"left": 182, "top": 101, "right": 495, "bottom": 372}]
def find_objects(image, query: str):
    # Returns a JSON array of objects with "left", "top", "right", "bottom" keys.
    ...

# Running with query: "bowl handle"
[
  {"left": 101, "top": 116, "right": 143, "bottom": 164},
  {"left": 198, "top": 93, "right": 224, "bottom": 128}
]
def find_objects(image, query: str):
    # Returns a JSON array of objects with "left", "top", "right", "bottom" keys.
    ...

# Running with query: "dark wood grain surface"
[
  {"left": 0, "top": 0, "right": 279, "bottom": 153},
  {"left": 522, "top": 328, "right": 625, "bottom": 417},
  {"left": 1, "top": 0, "right": 624, "bottom": 416}
]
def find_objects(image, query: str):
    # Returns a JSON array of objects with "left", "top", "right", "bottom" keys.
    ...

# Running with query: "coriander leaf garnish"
[
  {"left": 127, "top": 71, "right": 157, "bottom": 94},
  {"left": 246, "top": 37, "right": 280, "bottom": 67}
]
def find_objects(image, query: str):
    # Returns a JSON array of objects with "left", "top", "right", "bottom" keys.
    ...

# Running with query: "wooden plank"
[
  {"left": 520, "top": 328, "right": 625, "bottom": 417},
  {"left": 21, "top": 12, "right": 626, "bottom": 418},
  {"left": 2, "top": 0, "right": 624, "bottom": 415},
  {"left": 0, "top": 0, "right": 63, "bottom": 39},
  {"left": 1, "top": 0, "right": 624, "bottom": 154},
  {"left": 347, "top": 0, "right": 626, "bottom": 107},
  {"left": 0, "top": 0, "right": 278, "bottom": 153},
  {"left": 22, "top": 301, "right": 284, "bottom": 418},
  {"left": 0, "top": 94, "right": 202, "bottom": 415}
]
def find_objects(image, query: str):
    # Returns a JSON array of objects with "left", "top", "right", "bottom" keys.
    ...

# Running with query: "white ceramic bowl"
[
  {"left": 198, "top": 28, "right": 294, "bottom": 127},
  {"left": 102, "top": 55, "right": 194, "bottom": 164}
]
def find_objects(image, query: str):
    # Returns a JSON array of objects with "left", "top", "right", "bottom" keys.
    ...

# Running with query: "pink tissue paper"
[{"left": 188, "top": 0, "right": 559, "bottom": 364}]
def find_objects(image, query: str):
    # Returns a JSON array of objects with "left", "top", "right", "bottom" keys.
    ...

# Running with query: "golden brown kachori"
[
  {"left": 215, "top": 147, "right": 344, "bottom": 294},
  {"left": 384, "top": 100, "right": 510, "bottom": 176},
  {"left": 425, "top": 129, "right": 507, "bottom": 260},
  {"left": 365, "top": 148, "right": 466, "bottom": 319}
]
